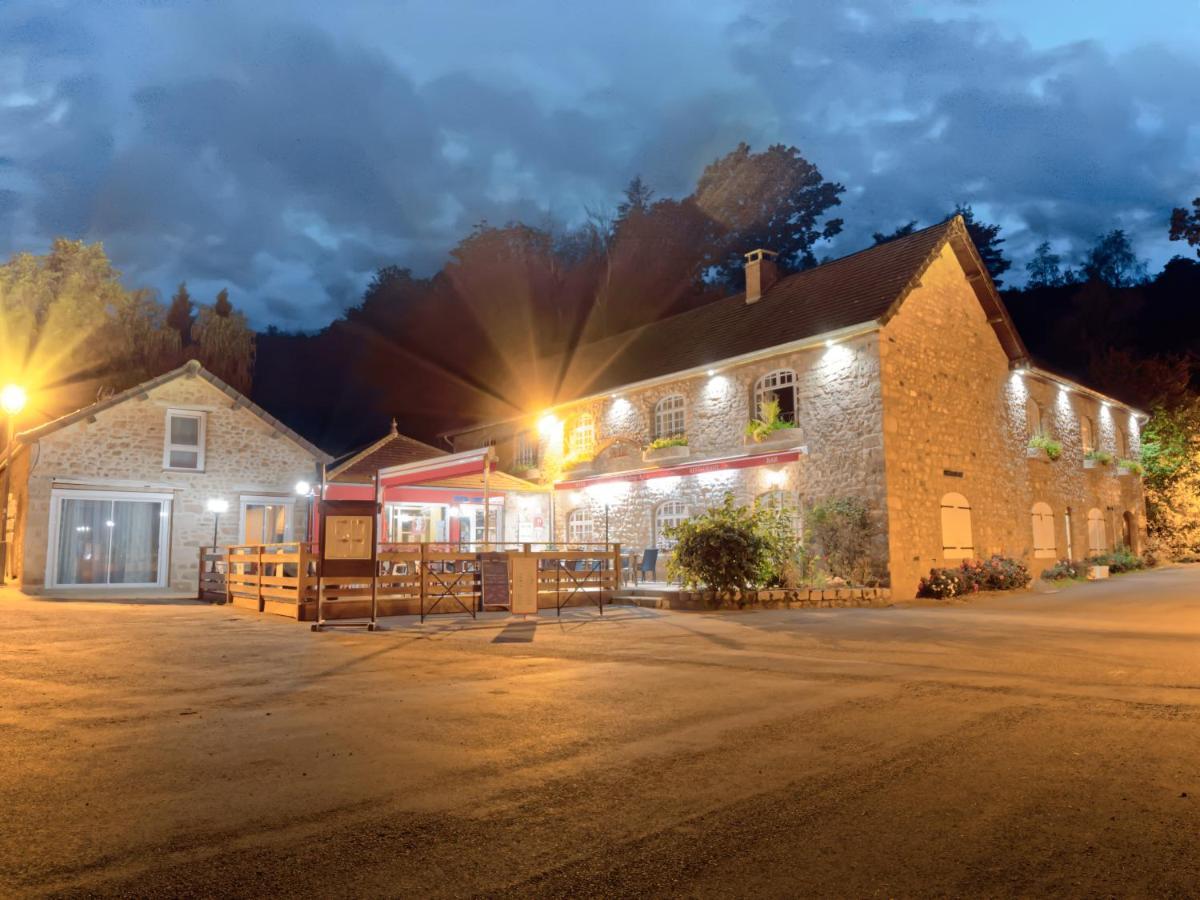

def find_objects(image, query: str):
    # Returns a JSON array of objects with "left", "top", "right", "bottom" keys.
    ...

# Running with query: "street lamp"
[
  {"left": 0, "top": 384, "right": 28, "bottom": 581},
  {"left": 206, "top": 498, "right": 229, "bottom": 551},
  {"left": 295, "top": 480, "right": 314, "bottom": 543}
]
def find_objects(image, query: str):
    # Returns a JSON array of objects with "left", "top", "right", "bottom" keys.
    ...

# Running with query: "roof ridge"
[{"left": 327, "top": 428, "right": 446, "bottom": 479}]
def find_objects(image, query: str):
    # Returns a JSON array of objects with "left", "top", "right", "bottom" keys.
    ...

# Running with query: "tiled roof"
[
  {"left": 546, "top": 216, "right": 1028, "bottom": 402},
  {"left": 15, "top": 360, "right": 332, "bottom": 462},
  {"left": 326, "top": 424, "right": 447, "bottom": 483}
]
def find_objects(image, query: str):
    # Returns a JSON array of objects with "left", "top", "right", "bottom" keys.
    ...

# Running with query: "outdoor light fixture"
[
  {"left": 294, "top": 480, "right": 312, "bottom": 496},
  {"left": 706, "top": 369, "right": 716, "bottom": 377},
  {"left": 824, "top": 339, "right": 835, "bottom": 348},
  {"left": 0, "top": 384, "right": 26, "bottom": 416},
  {"left": 205, "top": 498, "right": 229, "bottom": 551},
  {"left": 537, "top": 412, "right": 559, "bottom": 436}
]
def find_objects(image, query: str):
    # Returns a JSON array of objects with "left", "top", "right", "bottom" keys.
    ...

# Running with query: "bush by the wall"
[
  {"left": 1040, "top": 559, "right": 1083, "bottom": 581},
  {"left": 806, "top": 497, "right": 878, "bottom": 585},
  {"left": 917, "top": 555, "right": 1032, "bottom": 599},
  {"left": 1086, "top": 545, "right": 1146, "bottom": 574}
]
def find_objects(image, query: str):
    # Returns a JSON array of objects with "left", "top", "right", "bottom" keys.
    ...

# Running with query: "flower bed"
[{"left": 917, "top": 555, "right": 1031, "bottom": 599}]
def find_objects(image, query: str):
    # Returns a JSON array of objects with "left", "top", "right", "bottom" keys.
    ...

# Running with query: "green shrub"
[
  {"left": 745, "top": 397, "right": 797, "bottom": 443},
  {"left": 647, "top": 435, "right": 688, "bottom": 450},
  {"left": 1029, "top": 434, "right": 1063, "bottom": 460},
  {"left": 1086, "top": 545, "right": 1145, "bottom": 573},
  {"left": 1040, "top": 559, "right": 1083, "bottom": 581},
  {"left": 917, "top": 555, "right": 1031, "bottom": 598},
  {"left": 666, "top": 493, "right": 788, "bottom": 595},
  {"left": 1084, "top": 449, "right": 1113, "bottom": 465},
  {"left": 1117, "top": 458, "right": 1145, "bottom": 476},
  {"left": 806, "top": 498, "right": 877, "bottom": 584}
]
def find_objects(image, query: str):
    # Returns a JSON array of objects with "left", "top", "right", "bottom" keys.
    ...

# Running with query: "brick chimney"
[{"left": 744, "top": 249, "right": 780, "bottom": 304}]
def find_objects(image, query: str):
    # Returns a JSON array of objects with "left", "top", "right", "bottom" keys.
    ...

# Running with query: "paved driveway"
[{"left": 1, "top": 567, "right": 1198, "bottom": 897}]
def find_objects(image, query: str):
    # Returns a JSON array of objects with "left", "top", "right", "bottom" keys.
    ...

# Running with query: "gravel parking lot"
[{"left": 2, "top": 566, "right": 1198, "bottom": 897}]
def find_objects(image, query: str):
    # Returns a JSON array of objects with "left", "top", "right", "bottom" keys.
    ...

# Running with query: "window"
[
  {"left": 1116, "top": 426, "right": 1129, "bottom": 458},
  {"left": 654, "top": 500, "right": 688, "bottom": 549},
  {"left": 239, "top": 496, "right": 293, "bottom": 545},
  {"left": 1064, "top": 508, "right": 1074, "bottom": 560},
  {"left": 1080, "top": 416, "right": 1096, "bottom": 454},
  {"left": 567, "top": 507, "right": 594, "bottom": 544},
  {"left": 940, "top": 492, "right": 974, "bottom": 559},
  {"left": 47, "top": 489, "right": 172, "bottom": 588},
  {"left": 164, "top": 409, "right": 205, "bottom": 470},
  {"left": 1087, "top": 508, "right": 1106, "bottom": 554},
  {"left": 515, "top": 430, "right": 537, "bottom": 469},
  {"left": 1026, "top": 399, "right": 1044, "bottom": 439},
  {"left": 1031, "top": 502, "right": 1055, "bottom": 559},
  {"left": 653, "top": 394, "right": 686, "bottom": 440},
  {"left": 754, "top": 369, "right": 798, "bottom": 424},
  {"left": 757, "top": 490, "right": 802, "bottom": 536},
  {"left": 568, "top": 413, "right": 595, "bottom": 458}
]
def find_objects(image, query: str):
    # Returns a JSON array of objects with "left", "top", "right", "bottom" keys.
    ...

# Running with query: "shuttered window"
[
  {"left": 1087, "top": 508, "right": 1107, "bottom": 554},
  {"left": 1026, "top": 399, "right": 1044, "bottom": 439},
  {"left": 1080, "top": 416, "right": 1096, "bottom": 454},
  {"left": 940, "top": 493, "right": 974, "bottom": 560},
  {"left": 1031, "top": 502, "right": 1055, "bottom": 559}
]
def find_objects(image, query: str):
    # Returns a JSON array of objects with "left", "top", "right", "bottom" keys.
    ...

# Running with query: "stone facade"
[
  {"left": 6, "top": 368, "right": 326, "bottom": 593},
  {"left": 451, "top": 241, "right": 1146, "bottom": 598}
]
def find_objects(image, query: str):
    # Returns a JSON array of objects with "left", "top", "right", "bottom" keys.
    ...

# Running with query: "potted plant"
[
  {"left": 744, "top": 397, "right": 799, "bottom": 447},
  {"left": 1116, "top": 458, "right": 1144, "bottom": 477},
  {"left": 1027, "top": 435, "right": 1063, "bottom": 461},
  {"left": 643, "top": 434, "right": 690, "bottom": 462},
  {"left": 1083, "top": 449, "right": 1112, "bottom": 470}
]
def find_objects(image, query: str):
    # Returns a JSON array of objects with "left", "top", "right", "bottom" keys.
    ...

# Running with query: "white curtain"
[{"left": 56, "top": 497, "right": 162, "bottom": 585}]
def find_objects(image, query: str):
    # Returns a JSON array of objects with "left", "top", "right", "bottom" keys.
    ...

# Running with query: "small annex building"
[{"left": 0, "top": 360, "right": 330, "bottom": 594}]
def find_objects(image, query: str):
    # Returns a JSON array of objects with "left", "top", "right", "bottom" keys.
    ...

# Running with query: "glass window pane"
[
  {"left": 56, "top": 499, "right": 112, "bottom": 585},
  {"left": 169, "top": 449, "right": 199, "bottom": 469},
  {"left": 170, "top": 415, "right": 200, "bottom": 446},
  {"left": 244, "top": 505, "right": 265, "bottom": 543},
  {"left": 108, "top": 501, "right": 162, "bottom": 584}
]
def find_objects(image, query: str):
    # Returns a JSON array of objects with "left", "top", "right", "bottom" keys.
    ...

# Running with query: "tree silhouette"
[
  {"left": 1169, "top": 198, "right": 1200, "bottom": 258},
  {"left": 954, "top": 204, "right": 1011, "bottom": 287}
]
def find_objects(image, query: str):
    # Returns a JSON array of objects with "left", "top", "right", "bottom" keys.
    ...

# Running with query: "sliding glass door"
[{"left": 50, "top": 491, "right": 171, "bottom": 587}]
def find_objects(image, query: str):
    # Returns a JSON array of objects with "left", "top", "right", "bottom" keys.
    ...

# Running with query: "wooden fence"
[{"left": 198, "top": 542, "right": 621, "bottom": 621}]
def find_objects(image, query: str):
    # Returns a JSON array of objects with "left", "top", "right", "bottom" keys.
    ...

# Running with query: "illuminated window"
[
  {"left": 654, "top": 500, "right": 688, "bottom": 549},
  {"left": 754, "top": 369, "right": 798, "bottom": 423},
  {"left": 757, "top": 490, "right": 801, "bottom": 536},
  {"left": 653, "top": 394, "right": 686, "bottom": 440},
  {"left": 566, "top": 507, "right": 594, "bottom": 544},
  {"left": 568, "top": 413, "right": 595, "bottom": 459},
  {"left": 1080, "top": 415, "right": 1096, "bottom": 454},
  {"left": 1087, "top": 508, "right": 1106, "bottom": 554},
  {"left": 1031, "top": 502, "right": 1055, "bottom": 559},
  {"left": 940, "top": 492, "right": 973, "bottom": 559},
  {"left": 163, "top": 409, "right": 205, "bottom": 471}
]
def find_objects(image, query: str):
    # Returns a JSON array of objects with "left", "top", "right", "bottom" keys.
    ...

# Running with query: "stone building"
[
  {"left": 445, "top": 217, "right": 1147, "bottom": 598},
  {"left": 0, "top": 360, "right": 330, "bottom": 593}
]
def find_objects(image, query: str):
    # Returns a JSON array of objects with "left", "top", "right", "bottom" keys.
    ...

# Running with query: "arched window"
[
  {"left": 754, "top": 369, "right": 798, "bottom": 424},
  {"left": 568, "top": 413, "right": 595, "bottom": 459},
  {"left": 1087, "top": 508, "right": 1106, "bottom": 554},
  {"left": 566, "top": 507, "right": 594, "bottom": 544},
  {"left": 1116, "top": 426, "right": 1129, "bottom": 459},
  {"left": 653, "top": 394, "right": 686, "bottom": 440},
  {"left": 654, "top": 500, "right": 688, "bottom": 549},
  {"left": 1026, "top": 398, "right": 1044, "bottom": 439},
  {"left": 1031, "top": 502, "right": 1055, "bottom": 559},
  {"left": 757, "top": 490, "right": 802, "bottom": 536},
  {"left": 940, "top": 492, "right": 974, "bottom": 559},
  {"left": 1080, "top": 416, "right": 1096, "bottom": 455}
]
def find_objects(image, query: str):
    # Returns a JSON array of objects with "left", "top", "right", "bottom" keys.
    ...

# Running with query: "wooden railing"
[{"left": 198, "top": 542, "right": 622, "bottom": 622}]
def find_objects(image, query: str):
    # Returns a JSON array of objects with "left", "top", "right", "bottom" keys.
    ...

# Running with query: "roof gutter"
[
  {"left": 1012, "top": 363, "right": 1148, "bottom": 420},
  {"left": 439, "top": 320, "right": 882, "bottom": 439}
]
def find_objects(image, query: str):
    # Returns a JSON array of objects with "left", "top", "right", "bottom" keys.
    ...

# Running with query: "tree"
[
  {"left": 1024, "top": 241, "right": 1065, "bottom": 289},
  {"left": 954, "top": 204, "right": 1011, "bottom": 287},
  {"left": 192, "top": 290, "right": 254, "bottom": 394},
  {"left": 1169, "top": 197, "right": 1200, "bottom": 258},
  {"left": 872, "top": 221, "right": 918, "bottom": 245},
  {"left": 1083, "top": 229, "right": 1147, "bottom": 288},
  {"left": 692, "top": 142, "right": 844, "bottom": 288},
  {"left": 615, "top": 175, "right": 654, "bottom": 222},
  {"left": 0, "top": 239, "right": 181, "bottom": 413},
  {"left": 166, "top": 282, "right": 194, "bottom": 346}
]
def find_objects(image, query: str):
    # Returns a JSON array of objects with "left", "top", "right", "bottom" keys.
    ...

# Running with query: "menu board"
[{"left": 479, "top": 554, "right": 511, "bottom": 610}]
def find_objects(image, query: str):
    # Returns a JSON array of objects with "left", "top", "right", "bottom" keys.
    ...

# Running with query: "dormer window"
[{"left": 163, "top": 409, "right": 205, "bottom": 471}]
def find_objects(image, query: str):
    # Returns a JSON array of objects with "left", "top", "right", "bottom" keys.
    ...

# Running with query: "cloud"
[{"left": 0, "top": 0, "right": 1196, "bottom": 328}]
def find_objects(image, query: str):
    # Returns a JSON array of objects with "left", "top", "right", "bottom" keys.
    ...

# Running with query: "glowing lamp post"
[
  {"left": 1, "top": 384, "right": 28, "bottom": 581},
  {"left": 205, "top": 498, "right": 229, "bottom": 551}
]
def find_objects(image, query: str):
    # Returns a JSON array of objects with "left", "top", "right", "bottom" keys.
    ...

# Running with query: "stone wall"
[
  {"left": 456, "top": 333, "right": 890, "bottom": 569},
  {"left": 15, "top": 372, "right": 324, "bottom": 592},
  {"left": 879, "top": 243, "right": 1145, "bottom": 598}
]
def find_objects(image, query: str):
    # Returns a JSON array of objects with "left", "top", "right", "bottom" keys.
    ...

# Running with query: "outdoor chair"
[{"left": 636, "top": 548, "right": 658, "bottom": 583}]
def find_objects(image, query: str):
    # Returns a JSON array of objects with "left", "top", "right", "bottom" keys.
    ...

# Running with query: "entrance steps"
[{"left": 610, "top": 585, "right": 695, "bottom": 610}]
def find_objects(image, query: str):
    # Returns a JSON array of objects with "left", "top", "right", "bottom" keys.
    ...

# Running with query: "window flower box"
[
  {"left": 1083, "top": 450, "right": 1112, "bottom": 470},
  {"left": 744, "top": 426, "right": 801, "bottom": 450},
  {"left": 1027, "top": 446, "right": 1049, "bottom": 462},
  {"left": 1087, "top": 564, "right": 1109, "bottom": 580},
  {"left": 643, "top": 438, "right": 690, "bottom": 463},
  {"left": 1116, "top": 459, "right": 1144, "bottom": 478},
  {"left": 1027, "top": 436, "right": 1062, "bottom": 461}
]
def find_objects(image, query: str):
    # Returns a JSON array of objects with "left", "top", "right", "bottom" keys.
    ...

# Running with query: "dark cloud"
[{"left": 0, "top": 0, "right": 1196, "bottom": 328}]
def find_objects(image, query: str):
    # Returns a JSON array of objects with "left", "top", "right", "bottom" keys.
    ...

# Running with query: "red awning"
[{"left": 554, "top": 447, "right": 805, "bottom": 491}]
